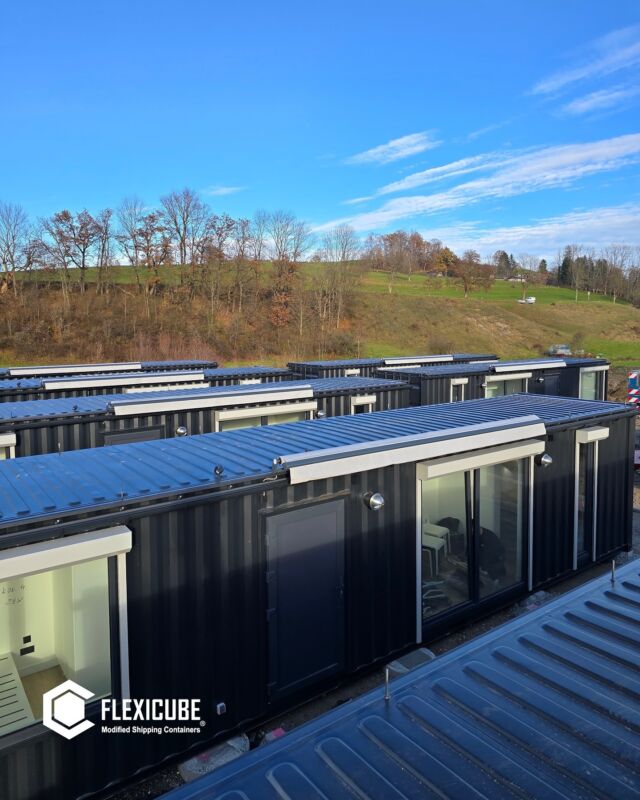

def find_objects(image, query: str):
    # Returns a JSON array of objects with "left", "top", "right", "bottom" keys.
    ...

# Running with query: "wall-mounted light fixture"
[
  {"left": 536, "top": 377, "right": 545, "bottom": 384},
  {"left": 363, "top": 492, "right": 385, "bottom": 511},
  {"left": 535, "top": 452, "right": 553, "bottom": 468},
  {"left": 316, "top": 410, "right": 327, "bottom": 419},
  {"left": 176, "top": 426, "right": 188, "bottom": 436}
]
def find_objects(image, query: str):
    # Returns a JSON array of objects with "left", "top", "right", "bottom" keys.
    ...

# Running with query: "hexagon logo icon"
[{"left": 42, "top": 680, "right": 95, "bottom": 740}]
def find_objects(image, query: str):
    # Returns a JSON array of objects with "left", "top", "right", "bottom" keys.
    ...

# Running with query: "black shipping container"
[
  {"left": 379, "top": 356, "right": 610, "bottom": 405},
  {"left": 0, "top": 377, "right": 411, "bottom": 457},
  {"left": 0, "top": 394, "right": 634, "bottom": 800},
  {"left": 0, "top": 359, "right": 218, "bottom": 379},
  {"left": 288, "top": 353, "right": 497, "bottom": 379}
]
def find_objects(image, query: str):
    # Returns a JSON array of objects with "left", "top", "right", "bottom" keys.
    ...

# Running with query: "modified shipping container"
[
  {"left": 288, "top": 353, "right": 497, "bottom": 378},
  {"left": 0, "top": 377, "right": 411, "bottom": 458},
  {"left": 0, "top": 359, "right": 218, "bottom": 379},
  {"left": 379, "top": 356, "right": 610, "bottom": 405},
  {"left": 0, "top": 366, "right": 296, "bottom": 404},
  {"left": 0, "top": 394, "right": 634, "bottom": 800}
]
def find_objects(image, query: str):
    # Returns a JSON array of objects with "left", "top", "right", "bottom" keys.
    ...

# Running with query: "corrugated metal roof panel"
[
  {"left": 0, "top": 395, "right": 632, "bottom": 527},
  {"left": 380, "top": 358, "right": 585, "bottom": 378},
  {"left": 203, "top": 366, "right": 293, "bottom": 378},
  {"left": 163, "top": 561, "right": 640, "bottom": 800},
  {"left": 0, "top": 378, "right": 409, "bottom": 422}
]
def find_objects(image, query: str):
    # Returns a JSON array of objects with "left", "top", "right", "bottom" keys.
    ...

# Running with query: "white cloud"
[
  {"left": 562, "top": 84, "right": 640, "bottom": 115},
  {"left": 466, "top": 119, "right": 511, "bottom": 141},
  {"left": 531, "top": 24, "right": 640, "bottom": 95},
  {"left": 345, "top": 132, "right": 441, "bottom": 165},
  {"left": 415, "top": 203, "right": 640, "bottom": 259},
  {"left": 202, "top": 185, "right": 245, "bottom": 196},
  {"left": 318, "top": 133, "right": 640, "bottom": 232}
]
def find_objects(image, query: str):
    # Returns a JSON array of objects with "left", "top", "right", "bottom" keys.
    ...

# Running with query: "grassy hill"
[{"left": 7, "top": 266, "right": 640, "bottom": 375}]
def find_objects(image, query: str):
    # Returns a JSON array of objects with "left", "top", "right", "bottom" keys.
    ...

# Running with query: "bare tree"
[
  {"left": 0, "top": 202, "right": 31, "bottom": 294},
  {"left": 116, "top": 197, "right": 145, "bottom": 288},
  {"left": 160, "top": 188, "right": 209, "bottom": 267},
  {"left": 321, "top": 224, "right": 360, "bottom": 263},
  {"left": 251, "top": 210, "right": 269, "bottom": 261},
  {"left": 94, "top": 208, "right": 114, "bottom": 294}
]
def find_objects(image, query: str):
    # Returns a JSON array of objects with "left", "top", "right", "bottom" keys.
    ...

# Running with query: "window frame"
[
  {"left": 349, "top": 394, "right": 377, "bottom": 415},
  {"left": 0, "top": 525, "right": 132, "bottom": 735},
  {"left": 0, "top": 432, "right": 16, "bottom": 460},
  {"left": 214, "top": 401, "right": 318, "bottom": 431},
  {"left": 449, "top": 378, "right": 468, "bottom": 403},
  {"left": 578, "top": 366, "right": 608, "bottom": 401},
  {"left": 483, "top": 372, "right": 532, "bottom": 397},
  {"left": 573, "top": 426, "right": 609, "bottom": 567}
]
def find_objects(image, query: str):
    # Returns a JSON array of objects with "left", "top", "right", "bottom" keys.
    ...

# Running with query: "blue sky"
[{"left": 1, "top": 1, "right": 640, "bottom": 258}]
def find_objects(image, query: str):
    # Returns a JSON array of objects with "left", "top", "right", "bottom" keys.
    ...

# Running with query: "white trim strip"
[
  {"left": 284, "top": 416, "right": 546, "bottom": 485},
  {"left": 528, "top": 455, "right": 535, "bottom": 591},
  {"left": 9, "top": 362, "right": 143, "bottom": 377},
  {"left": 416, "top": 439, "right": 545, "bottom": 480},
  {"left": 43, "top": 372, "right": 206, "bottom": 390},
  {"left": 576, "top": 426, "right": 609, "bottom": 444},
  {"left": 343, "top": 368, "right": 361, "bottom": 376},
  {"left": 0, "top": 526, "right": 132, "bottom": 581},
  {"left": 349, "top": 394, "right": 377, "bottom": 412},
  {"left": 493, "top": 361, "right": 565, "bottom": 373},
  {"left": 573, "top": 438, "right": 580, "bottom": 571},
  {"left": 122, "top": 382, "right": 208, "bottom": 394},
  {"left": 415, "top": 475, "right": 423, "bottom": 644},
  {"left": 580, "top": 365, "right": 609, "bottom": 373},
  {"left": 0, "top": 432, "right": 17, "bottom": 447},
  {"left": 592, "top": 441, "right": 599, "bottom": 562},
  {"left": 111, "top": 387, "right": 315, "bottom": 416},
  {"left": 117, "top": 552, "right": 130, "bottom": 699},
  {"left": 486, "top": 372, "right": 532, "bottom": 382},
  {"left": 450, "top": 378, "right": 469, "bottom": 386},
  {"left": 384, "top": 355, "right": 454, "bottom": 365}
]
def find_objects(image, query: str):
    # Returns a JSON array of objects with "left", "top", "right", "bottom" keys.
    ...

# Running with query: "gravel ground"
[{"left": 108, "top": 505, "right": 640, "bottom": 800}]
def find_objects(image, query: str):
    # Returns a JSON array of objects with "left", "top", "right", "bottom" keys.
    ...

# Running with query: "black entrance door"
[{"left": 266, "top": 500, "right": 345, "bottom": 702}]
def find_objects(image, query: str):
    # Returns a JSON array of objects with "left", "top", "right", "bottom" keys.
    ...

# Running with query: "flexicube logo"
[
  {"left": 42, "top": 681, "right": 204, "bottom": 739},
  {"left": 43, "top": 680, "right": 95, "bottom": 740}
]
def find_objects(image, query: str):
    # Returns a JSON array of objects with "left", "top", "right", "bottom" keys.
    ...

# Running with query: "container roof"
[
  {"left": 163, "top": 561, "right": 640, "bottom": 800},
  {"left": 380, "top": 357, "right": 609, "bottom": 378},
  {"left": 0, "top": 394, "right": 631, "bottom": 528},
  {"left": 288, "top": 354, "right": 497, "bottom": 368},
  {"left": 0, "top": 369, "right": 206, "bottom": 393},
  {"left": 0, "top": 359, "right": 217, "bottom": 378},
  {"left": 202, "top": 366, "right": 293, "bottom": 378},
  {"left": 0, "top": 378, "right": 409, "bottom": 423}
]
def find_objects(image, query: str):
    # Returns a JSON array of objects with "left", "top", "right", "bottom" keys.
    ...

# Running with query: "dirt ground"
[{"left": 108, "top": 498, "right": 640, "bottom": 800}]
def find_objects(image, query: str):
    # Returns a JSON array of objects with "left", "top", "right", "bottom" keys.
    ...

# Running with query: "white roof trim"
[
  {"left": 43, "top": 372, "right": 205, "bottom": 390},
  {"left": 110, "top": 387, "right": 315, "bottom": 416},
  {"left": 417, "top": 439, "right": 545, "bottom": 480},
  {"left": 9, "top": 362, "right": 143, "bottom": 376},
  {"left": 486, "top": 372, "right": 532, "bottom": 382},
  {"left": 122, "top": 382, "right": 209, "bottom": 394},
  {"left": 0, "top": 525, "right": 132, "bottom": 581},
  {"left": 281, "top": 415, "right": 546, "bottom": 485},
  {"left": 580, "top": 365, "right": 609, "bottom": 373},
  {"left": 493, "top": 361, "right": 565, "bottom": 373},
  {"left": 0, "top": 432, "right": 16, "bottom": 447},
  {"left": 383, "top": 355, "right": 454, "bottom": 365},
  {"left": 217, "top": 401, "right": 317, "bottom": 422},
  {"left": 576, "top": 426, "right": 609, "bottom": 444}
]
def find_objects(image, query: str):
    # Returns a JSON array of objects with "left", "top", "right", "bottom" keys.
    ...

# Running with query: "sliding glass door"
[{"left": 419, "top": 456, "right": 528, "bottom": 626}]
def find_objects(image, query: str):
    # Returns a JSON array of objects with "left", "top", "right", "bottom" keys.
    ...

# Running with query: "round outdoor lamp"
[{"left": 363, "top": 492, "right": 385, "bottom": 511}]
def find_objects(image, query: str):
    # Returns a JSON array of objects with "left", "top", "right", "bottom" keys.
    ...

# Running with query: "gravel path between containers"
[{"left": 108, "top": 498, "right": 640, "bottom": 800}]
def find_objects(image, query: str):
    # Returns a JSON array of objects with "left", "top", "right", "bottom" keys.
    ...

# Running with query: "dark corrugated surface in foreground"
[
  {"left": 163, "top": 561, "right": 640, "bottom": 800},
  {"left": 0, "top": 394, "right": 632, "bottom": 527}
]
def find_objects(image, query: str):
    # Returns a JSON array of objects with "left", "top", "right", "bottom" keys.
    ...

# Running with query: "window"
[
  {"left": 450, "top": 379, "right": 467, "bottom": 403},
  {"left": 0, "top": 527, "right": 131, "bottom": 737},
  {"left": 350, "top": 395, "right": 377, "bottom": 415},
  {"left": 579, "top": 368, "right": 606, "bottom": 401},
  {"left": 216, "top": 402, "right": 317, "bottom": 432},
  {"left": 484, "top": 377, "right": 528, "bottom": 398},
  {"left": 0, "top": 432, "right": 16, "bottom": 460},
  {"left": 574, "top": 426, "right": 609, "bottom": 566}
]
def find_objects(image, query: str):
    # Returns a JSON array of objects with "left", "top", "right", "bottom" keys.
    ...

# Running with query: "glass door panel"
[
  {"left": 420, "top": 472, "right": 471, "bottom": 621},
  {"left": 577, "top": 443, "right": 594, "bottom": 562},
  {"left": 477, "top": 459, "right": 525, "bottom": 599}
]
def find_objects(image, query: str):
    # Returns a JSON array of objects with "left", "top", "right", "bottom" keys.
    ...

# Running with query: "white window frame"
[
  {"left": 0, "top": 525, "right": 132, "bottom": 699},
  {"left": 349, "top": 394, "right": 377, "bottom": 415},
  {"left": 415, "top": 441, "right": 541, "bottom": 637},
  {"left": 343, "top": 368, "right": 361, "bottom": 377},
  {"left": 237, "top": 378, "right": 262, "bottom": 385},
  {"left": 578, "top": 365, "right": 608, "bottom": 401},
  {"left": 449, "top": 377, "right": 468, "bottom": 403},
  {"left": 0, "top": 432, "right": 16, "bottom": 459},
  {"left": 214, "top": 401, "right": 318, "bottom": 431},
  {"left": 573, "top": 426, "right": 609, "bottom": 568}
]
